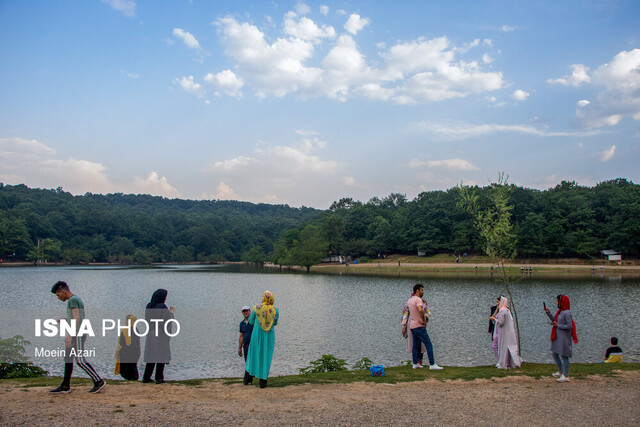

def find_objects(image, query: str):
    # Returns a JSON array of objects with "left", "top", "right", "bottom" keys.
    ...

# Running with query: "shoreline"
[{"left": 3, "top": 258, "right": 640, "bottom": 280}]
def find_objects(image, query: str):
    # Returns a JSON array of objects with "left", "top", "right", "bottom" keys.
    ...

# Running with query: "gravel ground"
[{"left": 1, "top": 371, "right": 639, "bottom": 426}]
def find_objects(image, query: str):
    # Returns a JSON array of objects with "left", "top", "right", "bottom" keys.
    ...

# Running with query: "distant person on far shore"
[
  {"left": 142, "top": 289, "right": 175, "bottom": 384},
  {"left": 545, "top": 294, "right": 578, "bottom": 382},
  {"left": 238, "top": 306, "right": 253, "bottom": 362},
  {"left": 604, "top": 337, "right": 623, "bottom": 363},
  {"left": 244, "top": 291, "right": 279, "bottom": 388}
]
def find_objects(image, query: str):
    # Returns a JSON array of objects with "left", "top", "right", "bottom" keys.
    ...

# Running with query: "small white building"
[{"left": 601, "top": 249, "right": 622, "bottom": 261}]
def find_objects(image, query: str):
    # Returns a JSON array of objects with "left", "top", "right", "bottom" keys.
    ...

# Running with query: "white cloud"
[
  {"left": 576, "top": 49, "right": 640, "bottom": 128},
  {"left": 213, "top": 182, "right": 241, "bottom": 200},
  {"left": 577, "top": 99, "right": 590, "bottom": 107},
  {"left": 132, "top": 172, "right": 180, "bottom": 198},
  {"left": 343, "top": 176, "right": 356, "bottom": 186},
  {"left": 214, "top": 16, "right": 320, "bottom": 98},
  {"left": 352, "top": 83, "right": 395, "bottom": 101},
  {"left": 547, "top": 64, "right": 591, "bottom": 86},
  {"left": 205, "top": 134, "right": 344, "bottom": 206},
  {"left": 211, "top": 156, "right": 255, "bottom": 172},
  {"left": 283, "top": 11, "right": 336, "bottom": 41},
  {"left": 409, "top": 158, "right": 480, "bottom": 171},
  {"left": 512, "top": 89, "right": 529, "bottom": 100},
  {"left": 0, "top": 137, "right": 56, "bottom": 157},
  {"left": 295, "top": 1, "right": 311, "bottom": 15},
  {"left": 344, "top": 13, "right": 370, "bottom": 35},
  {"left": 204, "top": 70, "right": 244, "bottom": 97},
  {"left": 101, "top": 0, "right": 135, "bottom": 17},
  {"left": 320, "top": 5, "right": 329, "bottom": 16},
  {"left": 120, "top": 70, "right": 139, "bottom": 79},
  {"left": 501, "top": 25, "right": 514, "bottom": 32},
  {"left": 482, "top": 53, "right": 493, "bottom": 64},
  {"left": 172, "top": 28, "right": 202, "bottom": 50},
  {"left": 601, "top": 145, "right": 616, "bottom": 162},
  {"left": 174, "top": 75, "right": 206, "bottom": 98},
  {"left": 0, "top": 137, "right": 180, "bottom": 197},
  {"left": 212, "top": 13, "right": 502, "bottom": 103},
  {"left": 382, "top": 36, "right": 503, "bottom": 103},
  {"left": 415, "top": 121, "right": 603, "bottom": 140}
]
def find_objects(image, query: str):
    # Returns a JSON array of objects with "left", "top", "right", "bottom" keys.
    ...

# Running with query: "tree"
[
  {"left": 288, "top": 225, "right": 328, "bottom": 273},
  {"left": 242, "top": 245, "right": 268, "bottom": 265},
  {"left": 458, "top": 173, "right": 522, "bottom": 355}
]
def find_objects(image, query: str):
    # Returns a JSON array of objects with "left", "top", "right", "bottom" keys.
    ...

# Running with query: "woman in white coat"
[{"left": 490, "top": 296, "right": 522, "bottom": 369}]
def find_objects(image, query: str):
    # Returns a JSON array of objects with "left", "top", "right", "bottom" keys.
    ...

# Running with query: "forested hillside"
[
  {"left": 1, "top": 179, "right": 639, "bottom": 265},
  {"left": 272, "top": 178, "right": 640, "bottom": 267},
  {"left": 0, "top": 184, "right": 318, "bottom": 263}
]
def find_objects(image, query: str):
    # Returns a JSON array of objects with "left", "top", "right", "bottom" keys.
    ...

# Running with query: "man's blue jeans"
[{"left": 411, "top": 327, "right": 435, "bottom": 366}]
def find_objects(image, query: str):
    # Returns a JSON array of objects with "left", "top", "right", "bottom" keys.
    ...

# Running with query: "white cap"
[{"left": 241, "top": 306, "right": 251, "bottom": 311}]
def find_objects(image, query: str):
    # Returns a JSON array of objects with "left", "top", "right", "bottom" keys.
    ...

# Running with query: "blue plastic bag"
[{"left": 370, "top": 365, "right": 385, "bottom": 377}]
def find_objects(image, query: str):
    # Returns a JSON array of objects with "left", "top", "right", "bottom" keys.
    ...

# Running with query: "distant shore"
[{"left": 3, "top": 256, "right": 640, "bottom": 279}]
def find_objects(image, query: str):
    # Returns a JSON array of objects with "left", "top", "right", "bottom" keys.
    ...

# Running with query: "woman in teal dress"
[{"left": 244, "top": 290, "right": 279, "bottom": 388}]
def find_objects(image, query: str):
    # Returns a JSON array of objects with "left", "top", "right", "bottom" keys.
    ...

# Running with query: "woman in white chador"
[{"left": 490, "top": 296, "right": 522, "bottom": 369}]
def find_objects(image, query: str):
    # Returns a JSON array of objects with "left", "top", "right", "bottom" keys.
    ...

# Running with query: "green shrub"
[
  {"left": 0, "top": 335, "right": 48, "bottom": 379},
  {"left": 357, "top": 257, "right": 370, "bottom": 263},
  {"left": 352, "top": 357, "right": 373, "bottom": 371},
  {"left": 300, "top": 354, "right": 348, "bottom": 374}
]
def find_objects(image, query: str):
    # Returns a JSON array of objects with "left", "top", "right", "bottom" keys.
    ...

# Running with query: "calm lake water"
[{"left": 1, "top": 265, "right": 638, "bottom": 380}]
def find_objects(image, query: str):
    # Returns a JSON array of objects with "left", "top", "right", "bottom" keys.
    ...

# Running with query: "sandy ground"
[
  {"left": 1, "top": 371, "right": 639, "bottom": 426},
  {"left": 314, "top": 262, "right": 640, "bottom": 271}
]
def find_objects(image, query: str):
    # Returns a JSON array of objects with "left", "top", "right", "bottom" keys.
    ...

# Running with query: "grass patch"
[
  {"left": 223, "top": 363, "right": 640, "bottom": 388},
  {"left": 3, "top": 363, "right": 638, "bottom": 389}
]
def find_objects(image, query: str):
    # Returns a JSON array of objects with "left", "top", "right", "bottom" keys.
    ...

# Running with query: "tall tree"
[
  {"left": 289, "top": 225, "right": 328, "bottom": 273},
  {"left": 458, "top": 173, "right": 522, "bottom": 355}
]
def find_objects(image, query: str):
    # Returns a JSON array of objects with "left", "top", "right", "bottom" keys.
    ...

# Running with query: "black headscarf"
[{"left": 146, "top": 289, "right": 168, "bottom": 309}]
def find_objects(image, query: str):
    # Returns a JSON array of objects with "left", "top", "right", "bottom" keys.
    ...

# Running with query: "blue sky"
[{"left": 1, "top": 0, "right": 639, "bottom": 208}]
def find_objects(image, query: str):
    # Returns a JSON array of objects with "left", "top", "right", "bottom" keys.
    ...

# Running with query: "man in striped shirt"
[{"left": 49, "top": 281, "right": 106, "bottom": 394}]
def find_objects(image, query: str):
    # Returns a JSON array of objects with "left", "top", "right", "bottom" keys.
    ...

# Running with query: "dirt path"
[
  {"left": 315, "top": 262, "right": 640, "bottom": 271},
  {"left": 1, "top": 371, "right": 639, "bottom": 426}
]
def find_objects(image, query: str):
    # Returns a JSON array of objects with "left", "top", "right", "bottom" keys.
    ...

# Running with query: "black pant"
[
  {"left": 62, "top": 335, "right": 102, "bottom": 387},
  {"left": 243, "top": 342, "right": 250, "bottom": 361},
  {"left": 119, "top": 363, "right": 139, "bottom": 381},
  {"left": 143, "top": 363, "right": 165, "bottom": 382}
]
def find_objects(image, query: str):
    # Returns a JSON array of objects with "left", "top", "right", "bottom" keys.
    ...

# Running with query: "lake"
[{"left": 1, "top": 265, "right": 638, "bottom": 380}]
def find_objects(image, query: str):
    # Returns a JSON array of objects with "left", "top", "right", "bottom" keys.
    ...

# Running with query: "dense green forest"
[
  {"left": 272, "top": 178, "right": 640, "bottom": 267},
  {"left": 0, "top": 184, "right": 318, "bottom": 263},
  {"left": 1, "top": 179, "right": 639, "bottom": 265}
]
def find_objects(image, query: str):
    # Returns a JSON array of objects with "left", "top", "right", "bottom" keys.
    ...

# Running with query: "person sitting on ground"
[
  {"left": 604, "top": 337, "right": 623, "bottom": 363},
  {"left": 115, "top": 314, "right": 141, "bottom": 381}
]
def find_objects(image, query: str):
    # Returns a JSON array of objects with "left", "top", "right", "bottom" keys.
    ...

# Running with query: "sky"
[{"left": 0, "top": 0, "right": 639, "bottom": 209}]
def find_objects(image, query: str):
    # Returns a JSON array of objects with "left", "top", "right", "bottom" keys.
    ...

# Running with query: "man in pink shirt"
[{"left": 408, "top": 284, "right": 443, "bottom": 370}]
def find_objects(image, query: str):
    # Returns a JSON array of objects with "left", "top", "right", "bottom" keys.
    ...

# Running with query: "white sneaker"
[
  {"left": 412, "top": 363, "right": 423, "bottom": 369},
  {"left": 429, "top": 364, "right": 443, "bottom": 370},
  {"left": 556, "top": 375, "right": 570, "bottom": 382},
  {"left": 551, "top": 372, "right": 562, "bottom": 378}
]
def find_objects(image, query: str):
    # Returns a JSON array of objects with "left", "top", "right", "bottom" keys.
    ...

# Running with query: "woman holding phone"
[{"left": 544, "top": 294, "right": 578, "bottom": 382}]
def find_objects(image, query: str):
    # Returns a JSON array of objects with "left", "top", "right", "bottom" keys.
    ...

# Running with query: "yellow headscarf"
[
  {"left": 253, "top": 291, "right": 276, "bottom": 332},
  {"left": 115, "top": 314, "right": 137, "bottom": 375}
]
